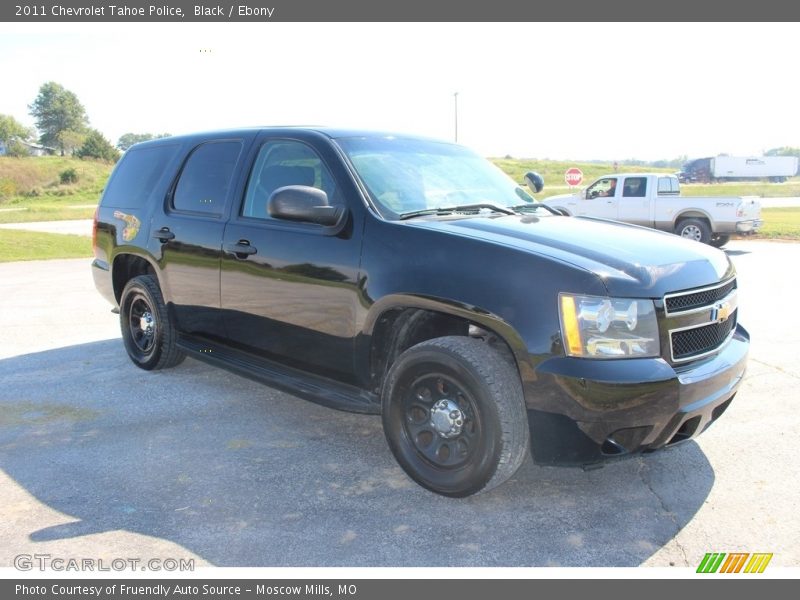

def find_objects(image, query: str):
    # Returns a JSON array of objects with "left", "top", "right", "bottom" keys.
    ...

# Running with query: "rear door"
[
  {"left": 220, "top": 135, "right": 363, "bottom": 381},
  {"left": 618, "top": 176, "right": 650, "bottom": 226},
  {"left": 150, "top": 137, "right": 248, "bottom": 338}
]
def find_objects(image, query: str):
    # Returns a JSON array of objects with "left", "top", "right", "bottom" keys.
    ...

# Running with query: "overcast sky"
[{"left": 1, "top": 22, "right": 797, "bottom": 161}]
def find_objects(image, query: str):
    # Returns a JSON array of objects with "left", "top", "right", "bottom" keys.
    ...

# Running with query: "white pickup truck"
[{"left": 541, "top": 173, "right": 762, "bottom": 247}]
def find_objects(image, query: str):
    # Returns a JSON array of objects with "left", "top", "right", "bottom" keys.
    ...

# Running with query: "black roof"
[{"left": 131, "top": 126, "right": 446, "bottom": 150}]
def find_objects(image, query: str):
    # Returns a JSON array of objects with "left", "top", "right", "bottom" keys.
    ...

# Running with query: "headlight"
[{"left": 559, "top": 293, "right": 659, "bottom": 358}]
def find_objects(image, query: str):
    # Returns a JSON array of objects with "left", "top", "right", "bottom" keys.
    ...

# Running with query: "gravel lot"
[{"left": 0, "top": 241, "right": 797, "bottom": 569}]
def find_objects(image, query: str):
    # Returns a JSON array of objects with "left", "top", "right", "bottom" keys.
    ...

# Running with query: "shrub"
[
  {"left": 77, "top": 130, "right": 120, "bottom": 162},
  {"left": 60, "top": 168, "right": 78, "bottom": 185}
]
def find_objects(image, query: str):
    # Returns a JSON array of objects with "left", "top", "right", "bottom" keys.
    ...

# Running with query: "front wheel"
[
  {"left": 675, "top": 218, "right": 712, "bottom": 244},
  {"left": 381, "top": 336, "right": 529, "bottom": 497},
  {"left": 119, "top": 274, "right": 185, "bottom": 370}
]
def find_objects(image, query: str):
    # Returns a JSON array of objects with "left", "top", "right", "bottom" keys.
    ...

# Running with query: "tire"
[
  {"left": 381, "top": 336, "right": 529, "bottom": 497},
  {"left": 675, "top": 218, "right": 711, "bottom": 244},
  {"left": 709, "top": 234, "right": 730, "bottom": 248},
  {"left": 119, "top": 274, "right": 185, "bottom": 371}
]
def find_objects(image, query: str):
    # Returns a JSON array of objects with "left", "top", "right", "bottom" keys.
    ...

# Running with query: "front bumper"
[{"left": 526, "top": 324, "right": 749, "bottom": 465}]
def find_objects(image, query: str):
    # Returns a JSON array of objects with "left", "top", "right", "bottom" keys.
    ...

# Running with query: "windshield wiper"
[
  {"left": 510, "top": 203, "right": 560, "bottom": 215},
  {"left": 399, "top": 203, "right": 517, "bottom": 220}
]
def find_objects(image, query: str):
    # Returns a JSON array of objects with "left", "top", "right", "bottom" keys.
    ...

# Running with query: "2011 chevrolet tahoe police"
[{"left": 92, "top": 128, "right": 748, "bottom": 496}]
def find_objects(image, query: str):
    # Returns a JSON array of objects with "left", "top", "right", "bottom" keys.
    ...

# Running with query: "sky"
[{"left": 1, "top": 22, "right": 798, "bottom": 161}]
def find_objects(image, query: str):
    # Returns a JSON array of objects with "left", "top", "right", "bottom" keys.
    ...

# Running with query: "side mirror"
[
  {"left": 524, "top": 171, "right": 544, "bottom": 194},
  {"left": 268, "top": 186, "right": 345, "bottom": 227}
]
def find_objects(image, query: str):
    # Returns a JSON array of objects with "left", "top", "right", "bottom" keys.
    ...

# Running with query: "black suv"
[{"left": 92, "top": 128, "right": 749, "bottom": 497}]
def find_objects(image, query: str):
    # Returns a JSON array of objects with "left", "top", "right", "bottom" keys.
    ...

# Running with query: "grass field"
[
  {"left": 0, "top": 156, "right": 110, "bottom": 223},
  {"left": 0, "top": 228, "right": 92, "bottom": 262},
  {"left": 0, "top": 155, "right": 798, "bottom": 262},
  {"left": 756, "top": 207, "right": 800, "bottom": 240},
  {"left": 491, "top": 158, "right": 800, "bottom": 200},
  {"left": 681, "top": 181, "right": 800, "bottom": 198}
]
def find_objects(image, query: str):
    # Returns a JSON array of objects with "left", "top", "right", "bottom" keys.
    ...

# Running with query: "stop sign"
[{"left": 565, "top": 168, "right": 583, "bottom": 187}]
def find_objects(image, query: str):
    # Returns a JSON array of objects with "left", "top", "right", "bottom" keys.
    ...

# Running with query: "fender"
[
  {"left": 109, "top": 248, "right": 163, "bottom": 301},
  {"left": 362, "top": 293, "right": 537, "bottom": 384},
  {"left": 673, "top": 208, "right": 715, "bottom": 230}
]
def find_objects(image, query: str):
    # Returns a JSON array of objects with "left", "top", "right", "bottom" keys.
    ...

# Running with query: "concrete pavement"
[{"left": 0, "top": 243, "right": 798, "bottom": 568}]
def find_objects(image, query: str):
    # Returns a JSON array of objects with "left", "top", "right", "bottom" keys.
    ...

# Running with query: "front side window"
[
  {"left": 586, "top": 178, "right": 618, "bottom": 199},
  {"left": 241, "top": 140, "right": 340, "bottom": 219},
  {"left": 173, "top": 141, "right": 243, "bottom": 215}
]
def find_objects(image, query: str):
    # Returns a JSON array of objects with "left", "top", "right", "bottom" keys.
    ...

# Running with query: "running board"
[{"left": 177, "top": 335, "right": 381, "bottom": 415}]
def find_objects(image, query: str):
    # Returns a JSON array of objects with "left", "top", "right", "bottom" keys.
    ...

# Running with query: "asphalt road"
[{"left": 0, "top": 242, "right": 798, "bottom": 569}]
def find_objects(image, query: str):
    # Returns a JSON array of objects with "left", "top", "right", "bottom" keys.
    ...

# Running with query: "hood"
[{"left": 404, "top": 214, "right": 733, "bottom": 297}]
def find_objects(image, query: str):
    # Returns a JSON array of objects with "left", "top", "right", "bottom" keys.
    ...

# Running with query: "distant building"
[{"left": 0, "top": 139, "right": 56, "bottom": 156}]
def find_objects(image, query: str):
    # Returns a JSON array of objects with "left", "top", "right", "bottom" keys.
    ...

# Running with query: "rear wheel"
[
  {"left": 675, "top": 218, "right": 711, "bottom": 244},
  {"left": 120, "top": 275, "right": 185, "bottom": 370},
  {"left": 381, "top": 336, "right": 529, "bottom": 497}
]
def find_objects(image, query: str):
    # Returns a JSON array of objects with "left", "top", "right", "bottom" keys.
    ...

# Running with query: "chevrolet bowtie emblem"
[{"left": 711, "top": 300, "right": 732, "bottom": 323}]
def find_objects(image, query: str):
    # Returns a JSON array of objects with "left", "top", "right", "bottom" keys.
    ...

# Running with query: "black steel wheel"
[
  {"left": 119, "top": 274, "right": 185, "bottom": 371},
  {"left": 381, "top": 336, "right": 529, "bottom": 497}
]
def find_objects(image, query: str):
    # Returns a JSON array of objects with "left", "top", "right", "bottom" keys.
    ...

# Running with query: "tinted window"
[
  {"left": 622, "top": 177, "right": 647, "bottom": 197},
  {"left": 241, "top": 140, "right": 341, "bottom": 219},
  {"left": 101, "top": 144, "right": 180, "bottom": 208},
  {"left": 173, "top": 141, "right": 243, "bottom": 215}
]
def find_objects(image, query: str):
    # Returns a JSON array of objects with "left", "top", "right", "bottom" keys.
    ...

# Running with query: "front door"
[
  {"left": 575, "top": 177, "right": 619, "bottom": 220},
  {"left": 220, "top": 137, "right": 363, "bottom": 382}
]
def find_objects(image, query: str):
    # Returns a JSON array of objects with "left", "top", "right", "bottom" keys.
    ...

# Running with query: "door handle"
[
  {"left": 225, "top": 240, "right": 257, "bottom": 258},
  {"left": 153, "top": 227, "right": 175, "bottom": 242}
]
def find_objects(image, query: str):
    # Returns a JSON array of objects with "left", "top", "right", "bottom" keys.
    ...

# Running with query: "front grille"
[
  {"left": 665, "top": 278, "right": 737, "bottom": 314},
  {"left": 671, "top": 309, "right": 737, "bottom": 361}
]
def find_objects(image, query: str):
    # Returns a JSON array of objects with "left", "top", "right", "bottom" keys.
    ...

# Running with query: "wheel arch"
[
  {"left": 362, "top": 294, "right": 533, "bottom": 393},
  {"left": 673, "top": 209, "right": 714, "bottom": 231},
  {"left": 111, "top": 251, "right": 160, "bottom": 303}
]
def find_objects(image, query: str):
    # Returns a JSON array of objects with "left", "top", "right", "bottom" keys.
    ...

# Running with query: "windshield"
[{"left": 335, "top": 136, "right": 536, "bottom": 219}]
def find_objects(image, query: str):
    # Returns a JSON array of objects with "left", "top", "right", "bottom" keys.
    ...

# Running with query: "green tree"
[
  {"left": 0, "top": 113, "right": 33, "bottom": 145},
  {"left": 765, "top": 146, "right": 800, "bottom": 158},
  {"left": 117, "top": 132, "right": 172, "bottom": 151},
  {"left": 57, "top": 129, "right": 88, "bottom": 156},
  {"left": 77, "top": 129, "right": 120, "bottom": 162},
  {"left": 28, "top": 82, "right": 89, "bottom": 154}
]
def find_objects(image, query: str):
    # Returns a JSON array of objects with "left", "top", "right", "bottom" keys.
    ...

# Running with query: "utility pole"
[{"left": 453, "top": 92, "right": 459, "bottom": 143}]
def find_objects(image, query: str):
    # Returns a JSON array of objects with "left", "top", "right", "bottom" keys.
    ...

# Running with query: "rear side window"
[
  {"left": 101, "top": 144, "right": 180, "bottom": 208},
  {"left": 657, "top": 176, "right": 680, "bottom": 194},
  {"left": 173, "top": 141, "right": 243, "bottom": 215}
]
